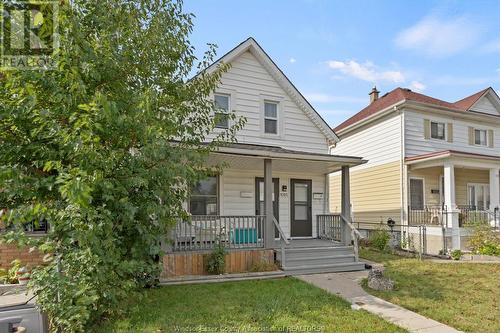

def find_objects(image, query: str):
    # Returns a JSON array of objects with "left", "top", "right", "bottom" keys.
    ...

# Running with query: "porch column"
[
  {"left": 264, "top": 159, "right": 274, "bottom": 248},
  {"left": 444, "top": 162, "right": 460, "bottom": 249},
  {"left": 341, "top": 166, "right": 352, "bottom": 245},
  {"left": 489, "top": 168, "right": 500, "bottom": 227}
]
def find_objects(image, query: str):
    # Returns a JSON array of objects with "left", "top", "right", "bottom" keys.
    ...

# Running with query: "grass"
[
  {"left": 360, "top": 247, "right": 500, "bottom": 333},
  {"left": 94, "top": 277, "right": 406, "bottom": 333}
]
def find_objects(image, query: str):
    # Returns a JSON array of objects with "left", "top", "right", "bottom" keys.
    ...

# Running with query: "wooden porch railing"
[
  {"left": 317, "top": 214, "right": 342, "bottom": 242},
  {"left": 172, "top": 215, "right": 265, "bottom": 251}
]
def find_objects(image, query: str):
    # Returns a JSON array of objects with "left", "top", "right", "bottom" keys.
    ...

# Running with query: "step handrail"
[
  {"left": 273, "top": 216, "right": 289, "bottom": 269},
  {"left": 340, "top": 214, "right": 361, "bottom": 262}
]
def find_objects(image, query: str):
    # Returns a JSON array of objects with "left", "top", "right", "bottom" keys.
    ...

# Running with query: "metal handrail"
[{"left": 341, "top": 214, "right": 361, "bottom": 262}]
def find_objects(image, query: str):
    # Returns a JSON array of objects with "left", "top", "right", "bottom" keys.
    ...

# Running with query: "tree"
[{"left": 0, "top": 1, "right": 243, "bottom": 331}]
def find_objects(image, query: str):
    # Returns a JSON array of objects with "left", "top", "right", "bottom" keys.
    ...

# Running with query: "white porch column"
[
  {"left": 341, "top": 166, "right": 352, "bottom": 246},
  {"left": 444, "top": 162, "right": 460, "bottom": 249},
  {"left": 489, "top": 168, "right": 500, "bottom": 227},
  {"left": 264, "top": 159, "right": 274, "bottom": 248}
]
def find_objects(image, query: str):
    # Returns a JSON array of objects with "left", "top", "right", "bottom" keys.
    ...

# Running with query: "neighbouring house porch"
[
  {"left": 405, "top": 150, "right": 500, "bottom": 251},
  {"left": 163, "top": 143, "right": 366, "bottom": 277}
]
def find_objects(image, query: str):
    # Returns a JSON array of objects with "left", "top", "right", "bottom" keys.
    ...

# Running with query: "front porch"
[
  {"left": 163, "top": 143, "right": 366, "bottom": 277},
  {"left": 405, "top": 150, "right": 500, "bottom": 251}
]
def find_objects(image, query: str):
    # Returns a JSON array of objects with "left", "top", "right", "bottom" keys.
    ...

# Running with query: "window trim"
[
  {"left": 264, "top": 100, "right": 279, "bottom": 135},
  {"left": 430, "top": 121, "right": 446, "bottom": 141},
  {"left": 260, "top": 94, "right": 284, "bottom": 138},
  {"left": 188, "top": 175, "right": 220, "bottom": 216},
  {"left": 214, "top": 93, "right": 231, "bottom": 129},
  {"left": 473, "top": 128, "right": 488, "bottom": 147},
  {"left": 409, "top": 177, "right": 426, "bottom": 210}
]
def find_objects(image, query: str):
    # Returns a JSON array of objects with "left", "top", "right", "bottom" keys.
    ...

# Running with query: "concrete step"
[
  {"left": 276, "top": 246, "right": 355, "bottom": 258},
  {"left": 285, "top": 254, "right": 356, "bottom": 266},
  {"left": 283, "top": 262, "right": 366, "bottom": 275}
]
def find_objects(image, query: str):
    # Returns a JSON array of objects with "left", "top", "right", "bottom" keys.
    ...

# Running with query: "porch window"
[
  {"left": 264, "top": 101, "right": 278, "bottom": 134},
  {"left": 410, "top": 178, "right": 424, "bottom": 210},
  {"left": 189, "top": 176, "right": 218, "bottom": 215},
  {"left": 430, "top": 122, "right": 445, "bottom": 140},
  {"left": 214, "top": 94, "right": 229, "bottom": 129},
  {"left": 467, "top": 184, "right": 490, "bottom": 210},
  {"left": 474, "top": 129, "right": 487, "bottom": 146}
]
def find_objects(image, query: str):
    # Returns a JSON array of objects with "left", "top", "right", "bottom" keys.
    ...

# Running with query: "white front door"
[{"left": 467, "top": 183, "right": 490, "bottom": 210}]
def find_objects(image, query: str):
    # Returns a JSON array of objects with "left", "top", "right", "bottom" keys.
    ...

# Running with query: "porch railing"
[
  {"left": 408, "top": 205, "right": 446, "bottom": 226},
  {"left": 408, "top": 205, "right": 499, "bottom": 228},
  {"left": 317, "top": 214, "right": 342, "bottom": 242},
  {"left": 172, "top": 215, "right": 265, "bottom": 251}
]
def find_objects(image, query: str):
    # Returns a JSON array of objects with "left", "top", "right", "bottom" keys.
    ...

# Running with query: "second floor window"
[
  {"left": 430, "top": 121, "right": 445, "bottom": 140},
  {"left": 264, "top": 101, "right": 278, "bottom": 134},
  {"left": 214, "top": 94, "right": 229, "bottom": 129},
  {"left": 474, "top": 129, "right": 487, "bottom": 146}
]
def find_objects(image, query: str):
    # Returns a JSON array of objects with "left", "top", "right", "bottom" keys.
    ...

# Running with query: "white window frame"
[
  {"left": 260, "top": 94, "right": 284, "bottom": 138},
  {"left": 189, "top": 175, "right": 220, "bottom": 216},
  {"left": 473, "top": 128, "right": 488, "bottom": 146},
  {"left": 214, "top": 93, "right": 231, "bottom": 129},
  {"left": 409, "top": 177, "right": 426, "bottom": 210},
  {"left": 467, "top": 183, "right": 490, "bottom": 210},
  {"left": 430, "top": 121, "right": 446, "bottom": 141}
]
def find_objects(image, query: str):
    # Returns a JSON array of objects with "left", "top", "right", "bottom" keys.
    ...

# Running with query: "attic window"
[{"left": 264, "top": 101, "right": 278, "bottom": 134}]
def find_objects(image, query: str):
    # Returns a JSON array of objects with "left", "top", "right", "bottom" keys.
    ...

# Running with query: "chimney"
[{"left": 369, "top": 86, "right": 380, "bottom": 104}]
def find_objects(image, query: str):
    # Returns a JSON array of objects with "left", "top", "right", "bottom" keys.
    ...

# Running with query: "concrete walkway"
[{"left": 297, "top": 271, "right": 462, "bottom": 333}]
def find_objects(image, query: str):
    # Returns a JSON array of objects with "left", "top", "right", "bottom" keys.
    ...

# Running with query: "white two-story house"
[
  {"left": 163, "top": 38, "right": 366, "bottom": 279},
  {"left": 330, "top": 86, "right": 500, "bottom": 254}
]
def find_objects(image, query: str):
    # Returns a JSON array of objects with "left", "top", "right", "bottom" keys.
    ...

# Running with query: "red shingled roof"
[{"left": 334, "top": 87, "right": 492, "bottom": 132}]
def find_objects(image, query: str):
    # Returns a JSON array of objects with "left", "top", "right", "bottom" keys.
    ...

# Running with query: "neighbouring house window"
[
  {"left": 467, "top": 184, "right": 490, "bottom": 210},
  {"left": 214, "top": 94, "right": 229, "bottom": 129},
  {"left": 474, "top": 129, "right": 487, "bottom": 146},
  {"left": 189, "top": 176, "right": 218, "bottom": 215},
  {"left": 410, "top": 178, "right": 424, "bottom": 210},
  {"left": 264, "top": 101, "right": 278, "bottom": 134},
  {"left": 430, "top": 122, "right": 445, "bottom": 140}
]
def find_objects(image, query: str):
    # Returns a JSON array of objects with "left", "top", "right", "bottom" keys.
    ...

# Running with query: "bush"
[
  {"left": 0, "top": 259, "right": 22, "bottom": 284},
  {"left": 369, "top": 228, "right": 391, "bottom": 251},
  {"left": 250, "top": 260, "right": 278, "bottom": 272},
  {"left": 468, "top": 225, "right": 500, "bottom": 256},
  {"left": 450, "top": 249, "right": 462, "bottom": 260},
  {"left": 206, "top": 242, "right": 227, "bottom": 275}
]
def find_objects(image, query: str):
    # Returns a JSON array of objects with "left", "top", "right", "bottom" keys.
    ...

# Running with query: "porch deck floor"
[{"left": 275, "top": 238, "right": 344, "bottom": 249}]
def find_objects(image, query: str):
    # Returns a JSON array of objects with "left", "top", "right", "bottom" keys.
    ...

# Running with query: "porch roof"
[
  {"left": 208, "top": 143, "right": 366, "bottom": 174},
  {"left": 406, "top": 150, "right": 500, "bottom": 169}
]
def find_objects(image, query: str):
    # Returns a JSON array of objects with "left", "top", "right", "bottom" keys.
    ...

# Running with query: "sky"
[{"left": 184, "top": 0, "right": 500, "bottom": 127}]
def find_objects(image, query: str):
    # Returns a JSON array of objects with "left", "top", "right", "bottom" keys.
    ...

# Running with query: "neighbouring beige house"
[{"left": 330, "top": 86, "right": 500, "bottom": 253}]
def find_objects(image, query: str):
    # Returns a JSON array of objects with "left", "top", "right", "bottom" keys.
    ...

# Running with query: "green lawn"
[
  {"left": 360, "top": 248, "right": 500, "bottom": 333},
  {"left": 95, "top": 278, "right": 406, "bottom": 333}
]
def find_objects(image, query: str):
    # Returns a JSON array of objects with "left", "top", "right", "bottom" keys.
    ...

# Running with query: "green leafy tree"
[{"left": 0, "top": 1, "right": 243, "bottom": 331}]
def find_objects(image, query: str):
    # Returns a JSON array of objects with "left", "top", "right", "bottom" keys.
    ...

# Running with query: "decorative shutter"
[
  {"left": 488, "top": 130, "right": 494, "bottom": 148},
  {"left": 468, "top": 127, "right": 475, "bottom": 145},
  {"left": 424, "top": 119, "right": 431, "bottom": 139},
  {"left": 447, "top": 123, "right": 453, "bottom": 143}
]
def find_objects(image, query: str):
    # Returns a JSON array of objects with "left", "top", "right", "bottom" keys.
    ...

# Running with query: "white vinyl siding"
[
  {"left": 332, "top": 113, "right": 402, "bottom": 170},
  {"left": 209, "top": 51, "right": 330, "bottom": 154},
  {"left": 470, "top": 95, "right": 500, "bottom": 116},
  {"left": 405, "top": 109, "right": 500, "bottom": 157},
  {"left": 220, "top": 169, "right": 327, "bottom": 238}
]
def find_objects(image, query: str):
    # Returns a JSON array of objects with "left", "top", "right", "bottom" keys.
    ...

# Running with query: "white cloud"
[
  {"left": 326, "top": 60, "right": 405, "bottom": 83},
  {"left": 395, "top": 16, "right": 481, "bottom": 57},
  {"left": 409, "top": 81, "right": 426, "bottom": 92},
  {"left": 304, "top": 93, "right": 366, "bottom": 104},
  {"left": 289, "top": 57, "right": 296, "bottom": 64}
]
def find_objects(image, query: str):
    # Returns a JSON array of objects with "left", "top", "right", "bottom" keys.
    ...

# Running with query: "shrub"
[
  {"left": 0, "top": 259, "right": 22, "bottom": 284},
  {"left": 450, "top": 249, "right": 462, "bottom": 260},
  {"left": 369, "top": 228, "right": 391, "bottom": 251},
  {"left": 206, "top": 242, "right": 227, "bottom": 275},
  {"left": 250, "top": 260, "right": 278, "bottom": 272},
  {"left": 468, "top": 225, "right": 500, "bottom": 256}
]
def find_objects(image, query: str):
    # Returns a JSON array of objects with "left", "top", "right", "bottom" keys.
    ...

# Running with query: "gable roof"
[
  {"left": 334, "top": 87, "right": 499, "bottom": 133},
  {"left": 202, "top": 37, "right": 340, "bottom": 143}
]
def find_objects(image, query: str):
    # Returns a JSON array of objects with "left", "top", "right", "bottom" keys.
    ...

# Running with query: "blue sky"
[{"left": 184, "top": 0, "right": 500, "bottom": 127}]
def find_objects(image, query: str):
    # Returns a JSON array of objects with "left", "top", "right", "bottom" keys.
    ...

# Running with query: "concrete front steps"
[{"left": 276, "top": 245, "right": 366, "bottom": 275}]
